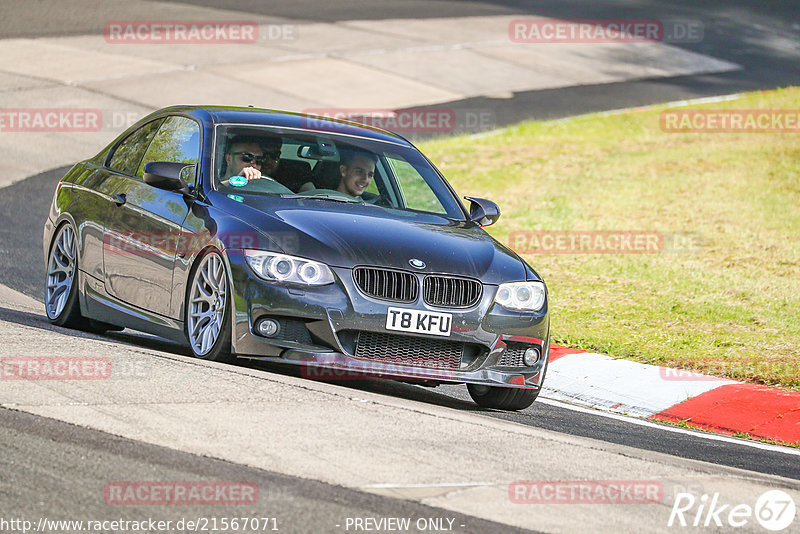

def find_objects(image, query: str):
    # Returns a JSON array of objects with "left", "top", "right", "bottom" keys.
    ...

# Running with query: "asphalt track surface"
[
  {"left": 1, "top": 1, "right": 798, "bottom": 126},
  {"left": 0, "top": 407, "right": 534, "bottom": 534},
  {"left": 2, "top": 1, "right": 800, "bottom": 528},
  {"left": 170, "top": 0, "right": 800, "bottom": 125}
]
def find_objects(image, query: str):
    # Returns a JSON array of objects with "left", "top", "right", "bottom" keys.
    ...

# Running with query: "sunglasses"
[{"left": 231, "top": 151, "right": 281, "bottom": 165}]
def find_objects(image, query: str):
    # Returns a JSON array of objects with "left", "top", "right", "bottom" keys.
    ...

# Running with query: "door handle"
[{"left": 114, "top": 193, "right": 127, "bottom": 207}]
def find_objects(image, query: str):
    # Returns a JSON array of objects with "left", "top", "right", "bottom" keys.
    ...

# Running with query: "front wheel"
[
  {"left": 467, "top": 384, "right": 540, "bottom": 411},
  {"left": 185, "top": 250, "right": 233, "bottom": 362}
]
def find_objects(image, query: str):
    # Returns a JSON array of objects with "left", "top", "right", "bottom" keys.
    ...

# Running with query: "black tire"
[
  {"left": 45, "top": 223, "right": 82, "bottom": 327},
  {"left": 467, "top": 384, "right": 541, "bottom": 411},
  {"left": 184, "top": 250, "right": 234, "bottom": 362},
  {"left": 45, "top": 223, "right": 112, "bottom": 334}
]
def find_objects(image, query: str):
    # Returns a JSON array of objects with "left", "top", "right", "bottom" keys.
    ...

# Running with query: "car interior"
[{"left": 215, "top": 130, "right": 383, "bottom": 201}]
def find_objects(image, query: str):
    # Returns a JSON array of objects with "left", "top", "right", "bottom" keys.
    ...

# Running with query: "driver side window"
[
  {"left": 107, "top": 119, "right": 163, "bottom": 176},
  {"left": 137, "top": 116, "right": 201, "bottom": 187}
]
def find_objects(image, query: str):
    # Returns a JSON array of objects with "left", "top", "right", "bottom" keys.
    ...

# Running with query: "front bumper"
[{"left": 227, "top": 250, "right": 550, "bottom": 389}]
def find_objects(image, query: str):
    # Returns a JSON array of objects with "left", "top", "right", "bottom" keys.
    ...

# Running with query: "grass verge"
[
  {"left": 656, "top": 419, "right": 799, "bottom": 449},
  {"left": 420, "top": 88, "right": 800, "bottom": 390}
]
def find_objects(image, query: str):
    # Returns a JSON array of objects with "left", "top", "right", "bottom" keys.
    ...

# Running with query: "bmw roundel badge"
[{"left": 409, "top": 258, "right": 426, "bottom": 269}]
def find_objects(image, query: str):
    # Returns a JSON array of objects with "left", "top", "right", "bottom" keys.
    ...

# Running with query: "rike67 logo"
[{"left": 668, "top": 490, "right": 796, "bottom": 531}]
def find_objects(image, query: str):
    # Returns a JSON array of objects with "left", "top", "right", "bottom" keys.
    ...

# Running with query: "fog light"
[
  {"left": 256, "top": 318, "right": 280, "bottom": 338},
  {"left": 523, "top": 347, "right": 541, "bottom": 366}
]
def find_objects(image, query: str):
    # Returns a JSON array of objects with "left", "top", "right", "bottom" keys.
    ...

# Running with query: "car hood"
[{"left": 224, "top": 199, "right": 529, "bottom": 284}]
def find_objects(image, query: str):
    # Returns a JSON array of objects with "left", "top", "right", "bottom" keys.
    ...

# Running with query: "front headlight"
[
  {"left": 494, "top": 281, "right": 546, "bottom": 312},
  {"left": 244, "top": 250, "right": 335, "bottom": 286}
]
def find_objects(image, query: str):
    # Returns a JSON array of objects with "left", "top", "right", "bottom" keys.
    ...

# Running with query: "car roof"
[{"left": 157, "top": 105, "right": 414, "bottom": 147}]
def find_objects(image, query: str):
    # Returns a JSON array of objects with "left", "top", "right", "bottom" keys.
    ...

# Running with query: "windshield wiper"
[{"left": 281, "top": 194, "right": 365, "bottom": 204}]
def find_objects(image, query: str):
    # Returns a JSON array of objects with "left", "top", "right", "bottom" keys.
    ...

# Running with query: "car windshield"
[{"left": 213, "top": 124, "right": 465, "bottom": 219}]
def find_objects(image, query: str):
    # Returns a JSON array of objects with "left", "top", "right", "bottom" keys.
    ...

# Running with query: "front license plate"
[{"left": 385, "top": 307, "right": 452, "bottom": 337}]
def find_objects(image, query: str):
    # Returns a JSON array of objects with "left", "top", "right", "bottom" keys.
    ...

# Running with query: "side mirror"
[
  {"left": 464, "top": 196, "right": 500, "bottom": 227},
  {"left": 143, "top": 161, "right": 194, "bottom": 195}
]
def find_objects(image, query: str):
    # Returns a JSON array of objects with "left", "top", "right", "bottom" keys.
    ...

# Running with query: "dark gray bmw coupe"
[{"left": 43, "top": 105, "right": 549, "bottom": 410}]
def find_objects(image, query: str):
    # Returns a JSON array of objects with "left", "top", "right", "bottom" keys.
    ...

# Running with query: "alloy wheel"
[
  {"left": 45, "top": 224, "right": 76, "bottom": 320},
  {"left": 187, "top": 253, "right": 228, "bottom": 356}
]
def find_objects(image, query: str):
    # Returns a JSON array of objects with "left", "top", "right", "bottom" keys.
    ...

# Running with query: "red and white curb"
[{"left": 542, "top": 346, "right": 800, "bottom": 446}]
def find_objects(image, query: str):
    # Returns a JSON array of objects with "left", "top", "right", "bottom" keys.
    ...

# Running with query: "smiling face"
[{"left": 336, "top": 153, "right": 376, "bottom": 197}]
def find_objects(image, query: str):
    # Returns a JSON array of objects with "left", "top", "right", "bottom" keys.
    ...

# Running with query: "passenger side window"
[
  {"left": 387, "top": 156, "right": 447, "bottom": 214},
  {"left": 137, "top": 116, "right": 201, "bottom": 187},
  {"left": 107, "top": 119, "right": 163, "bottom": 176}
]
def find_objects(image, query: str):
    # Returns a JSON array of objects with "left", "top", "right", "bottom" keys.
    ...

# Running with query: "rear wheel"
[
  {"left": 467, "top": 384, "right": 540, "bottom": 411},
  {"left": 45, "top": 223, "right": 115, "bottom": 334},
  {"left": 185, "top": 251, "right": 233, "bottom": 362},
  {"left": 45, "top": 223, "right": 82, "bottom": 326}
]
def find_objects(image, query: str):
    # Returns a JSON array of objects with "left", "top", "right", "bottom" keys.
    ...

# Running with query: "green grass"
[
  {"left": 655, "top": 420, "right": 799, "bottom": 448},
  {"left": 420, "top": 87, "right": 800, "bottom": 390},
  {"left": 731, "top": 432, "right": 800, "bottom": 449}
]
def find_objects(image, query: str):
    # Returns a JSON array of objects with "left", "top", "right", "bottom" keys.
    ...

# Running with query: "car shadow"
[
  {"left": 0, "top": 305, "right": 481, "bottom": 412},
  {"left": 0, "top": 305, "right": 193, "bottom": 355}
]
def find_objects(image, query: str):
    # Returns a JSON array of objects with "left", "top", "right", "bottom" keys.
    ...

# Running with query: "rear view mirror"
[
  {"left": 297, "top": 145, "right": 321, "bottom": 159},
  {"left": 297, "top": 137, "right": 339, "bottom": 160}
]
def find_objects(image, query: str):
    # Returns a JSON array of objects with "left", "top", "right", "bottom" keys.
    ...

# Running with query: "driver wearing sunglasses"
[{"left": 220, "top": 134, "right": 282, "bottom": 186}]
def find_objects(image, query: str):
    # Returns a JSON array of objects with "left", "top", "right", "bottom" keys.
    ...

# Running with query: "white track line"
[
  {"left": 468, "top": 92, "right": 749, "bottom": 140},
  {"left": 363, "top": 482, "right": 496, "bottom": 489},
  {"left": 595, "top": 92, "right": 746, "bottom": 116},
  {"left": 537, "top": 397, "right": 800, "bottom": 456}
]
